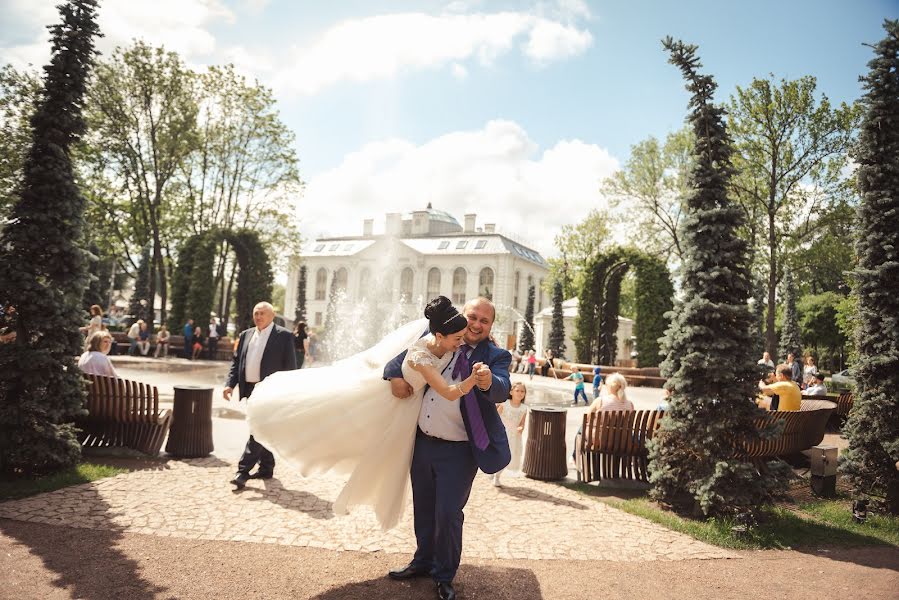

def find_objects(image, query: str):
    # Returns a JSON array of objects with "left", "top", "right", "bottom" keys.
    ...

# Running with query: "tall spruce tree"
[
  {"left": 647, "top": 38, "right": 789, "bottom": 516},
  {"left": 777, "top": 271, "right": 802, "bottom": 362},
  {"left": 518, "top": 284, "right": 536, "bottom": 353},
  {"left": 127, "top": 245, "right": 152, "bottom": 325},
  {"left": 295, "top": 264, "right": 307, "bottom": 323},
  {"left": 841, "top": 20, "right": 899, "bottom": 515},
  {"left": 548, "top": 279, "right": 566, "bottom": 358},
  {"left": 0, "top": 0, "right": 100, "bottom": 475}
]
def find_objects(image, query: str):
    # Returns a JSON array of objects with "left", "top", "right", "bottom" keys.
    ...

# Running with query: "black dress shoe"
[
  {"left": 229, "top": 473, "right": 249, "bottom": 489},
  {"left": 249, "top": 471, "right": 273, "bottom": 480},
  {"left": 388, "top": 562, "right": 430, "bottom": 580},
  {"left": 437, "top": 581, "right": 455, "bottom": 600}
]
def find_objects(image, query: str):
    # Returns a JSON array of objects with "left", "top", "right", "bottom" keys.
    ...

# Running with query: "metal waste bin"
[{"left": 522, "top": 406, "right": 568, "bottom": 480}]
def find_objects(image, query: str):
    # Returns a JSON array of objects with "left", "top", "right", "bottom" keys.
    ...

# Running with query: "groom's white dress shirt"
[
  {"left": 418, "top": 347, "right": 470, "bottom": 442},
  {"left": 244, "top": 322, "right": 274, "bottom": 384}
]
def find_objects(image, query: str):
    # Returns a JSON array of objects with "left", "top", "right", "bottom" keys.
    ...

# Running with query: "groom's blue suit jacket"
[{"left": 384, "top": 332, "right": 512, "bottom": 474}]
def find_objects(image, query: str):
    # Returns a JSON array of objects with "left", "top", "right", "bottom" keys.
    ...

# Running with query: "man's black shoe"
[
  {"left": 249, "top": 471, "right": 274, "bottom": 480},
  {"left": 388, "top": 562, "right": 430, "bottom": 580},
  {"left": 437, "top": 581, "right": 455, "bottom": 600},
  {"left": 230, "top": 473, "right": 249, "bottom": 490}
]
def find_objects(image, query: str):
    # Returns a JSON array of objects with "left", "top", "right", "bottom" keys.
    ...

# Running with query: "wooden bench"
[
  {"left": 574, "top": 399, "right": 837, "bottom": 483},
  {"left": 109, "top": 332, "right": 234, "bottom": 360},
  {"left": 574, "top": 409, "right": 664, "bottom": 483},
  {"left": 77, "top": 374, "right": 173, "bottom": 456}
]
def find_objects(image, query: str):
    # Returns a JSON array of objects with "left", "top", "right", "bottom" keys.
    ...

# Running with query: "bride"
[{"left": 246, "top": 296, "right": 479, "bottom": 530}]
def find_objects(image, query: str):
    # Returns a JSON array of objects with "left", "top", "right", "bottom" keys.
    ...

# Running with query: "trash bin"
[
  {"left": 165, "top": 385, "right": 214, "bottom": 457},
  {"left": 522, "top": 406, "right": 568, "bottom": 480}
]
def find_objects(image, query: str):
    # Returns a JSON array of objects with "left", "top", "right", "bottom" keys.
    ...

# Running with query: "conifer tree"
[
  {"left": 518, "top": 285, "right": 536, "bottom": 353},
  {"left": 647, "top": 38, "right": 789, "bottom": 516},
  {"left": 127, "top": 245, "right": 152, "bottom": 325},
  {"left": 548, "top": 280, "right": 566, "bottom": 358},
  {"left": 0, "top": 0, "right": 100, "bottom": 475},
  {"left": 777, "top": 271, "right": 802, "bottom": 362},
  {"left": 841, "top": 20, "right": 899, "bottom": 514},
  {"left": 295, "top": 265, "right": 307, "bottom": 323}
]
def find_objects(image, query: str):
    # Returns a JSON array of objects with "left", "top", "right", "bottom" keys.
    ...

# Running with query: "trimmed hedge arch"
[
  {"left": 169, "top": 229, "right": 273, "bottom": 334},
  {"left": 573, "top": 248, "right": 673, "bottom": 367}
]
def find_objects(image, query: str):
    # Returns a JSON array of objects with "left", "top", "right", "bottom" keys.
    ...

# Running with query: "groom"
[{"left": 384, "top": 296, "right": 511, "bottom": 600}]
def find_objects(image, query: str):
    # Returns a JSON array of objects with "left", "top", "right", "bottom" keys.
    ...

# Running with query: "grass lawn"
[
  {"left": 563, "top": 481, "right": 899, "bottom": 550},
  {"left": 0, "top": 462, "right": 129, "bottom": 501}
]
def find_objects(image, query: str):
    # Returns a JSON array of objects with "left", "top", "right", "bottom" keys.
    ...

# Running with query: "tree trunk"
[
  {"left": 222, "top": 259, "right": 237, "bottom": 333},
  {"left": 766, "top": 210, "right": 778, "bottom": 357}
]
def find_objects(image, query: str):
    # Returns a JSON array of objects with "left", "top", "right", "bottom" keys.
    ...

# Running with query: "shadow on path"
[
  {"left": 0, "top": 485, "right": 169, "bottom": 600},
  {"left": 241, "top": 477, "right": 334, "bottom": 520},
  {"left": 310, "top": 565, "right": 543, "bottom": 600},
  {"left": 496, "top": 483, "right": 589, "bottom": 510}
]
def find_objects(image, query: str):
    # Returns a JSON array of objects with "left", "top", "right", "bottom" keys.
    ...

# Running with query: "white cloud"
[
  {"left": 1, "top": 0, "right": 234, "bottom": 70},
  {"left": 451, "top": 62, "right": 468, "bottom": 80},
  {"left": 271, "top": 7, "right": 593, "bottom": 96},
  {"left": 300, "top": 120, "right": 619, "bottom": 258}
]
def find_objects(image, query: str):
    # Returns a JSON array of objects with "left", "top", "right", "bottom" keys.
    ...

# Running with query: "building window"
[
  {"left": 438, "top": 241, "right": 450, "bottom": 250},
  {"left": 328, "top": 243, "right": 339, "bottom": 251},
  {"left": 314, "top": 244, "right": 325, "bottom": 252},
  {"left": 475, "top": 239, "right": 488, "bottom": 249},
  {"left": 359, "top": 268, "right": 371, "bottom": 300},
  {"left": 343, "top": 244, "right": 354, "bottom": 251},
  {"left": 427, "top": 268, "right": 440, "bottom": 299},
  {"left": 456, "top": 240, "right": 468, "bottom": 249},
  {"left": 478, "top": 267, "right": 494, "bottom": 300},
  {"left": 452, "top": 267, "right": 467, "bottom": 305},
  {"left": 315, "top": 268, "right": 327, "bottom": 300},
  {"left": 334, "top": 268, "right": 348, "bottom": 293},
  {"left": 538, "top": 278, "right": 545, "bottom": 311},
  {"left": 513, "top": 271, "right": 520, "bottom": 308},
  {"left": 314, "top": 312, "right": 323, "bottom": 326},
  {"left": 400, "top": 267, "right": 414, "bottom": 302}
]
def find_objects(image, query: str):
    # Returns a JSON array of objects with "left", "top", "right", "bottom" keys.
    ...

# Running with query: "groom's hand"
[
  {"left": 474, "top": 364, "right": 492, "bottom": 391},
  {"left": 389, "top": 378, "right": 413, "bottom": 399}
]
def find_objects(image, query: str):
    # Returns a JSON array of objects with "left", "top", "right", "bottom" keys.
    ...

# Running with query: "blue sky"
[{"left": 2, "top": 0, "right": 895, "bottom": 257}]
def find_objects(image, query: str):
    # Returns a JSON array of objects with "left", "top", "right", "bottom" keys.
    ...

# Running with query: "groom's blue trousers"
[{"left": 410, "top": 429, "right": 478, "bottom": 583}]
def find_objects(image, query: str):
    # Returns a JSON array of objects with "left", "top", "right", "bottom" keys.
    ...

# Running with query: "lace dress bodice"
[{"left": 401, "top": 335, "right": 453, "bottom": 390}]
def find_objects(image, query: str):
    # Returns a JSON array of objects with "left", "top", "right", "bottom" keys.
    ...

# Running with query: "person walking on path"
[
  {"left": 494, "top": 382, "right": 528, "bottom": 486},
  {"left": 568, "top": 368, "right": 588, "bottom": 406},
  {"left": 385, "top": 296, "right": 511, "bottom": 600},
  {"left": 592, "top": 366, "right": 602, "bottom": 399},
  {"left": 182, "top": 319, "right": 194, "bottom": 359},
  {"left": 224, "top": 302, "right": 297, "bottom": 489},
  {"left": 527, "top": 350, "right": 537, "bottom": 380},
  {"left": 293, "top": 320, "right": 309, "bottom": 368}
]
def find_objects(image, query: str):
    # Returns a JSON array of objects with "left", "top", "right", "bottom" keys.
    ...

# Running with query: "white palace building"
[{"left": 285, "top": 204, "right": 550, "bottom": 350}]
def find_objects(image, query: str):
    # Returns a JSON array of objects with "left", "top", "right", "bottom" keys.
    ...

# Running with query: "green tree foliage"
[
  {"left": 82, "top": 242, "right": 113, "bottom": 312},
  {"left": 791, "top": 200, "right": 857, "bottom": 296},
  {"left": 748, "top": 276, "right": 767, "bottom": 365},
  {"left": 841, "top": 20, "right": 899, "bottom": 515},
  {"left": 603, "top": 127, "right": 693, "bottom": 261},
  {"left": 633, "top": 255, "right": 674, "bottom": 368},
  {"left": 518, "top": 285, "right": 536, "bottom": 353},
  {"left": 797, "top": 292, "right": 847, "bottom": 370},
  {"left": 728, "top": 75, "right": 860, "bottom": 356},
  {"left": 168, "top": 235, "right": 202, "bottom": 329},
  {"left": 548, "top": 279, "right": 566, "bottom": 359},
  {"left": 0, "top": 65, "right": 40, "bottom": 222},
  {"left": 0, "top": 0, "right": 100, "bottom": 476},
  {"left": 127, "top": 246, "right": 152, "bottom": 326},
  {"left": 546, "top": 208, "right": 611, "bottom": 300},
  {"left": 777, "top": 271, "right": 802, "bottom": 361},
  {"left": 648, "top": 38, "right": 789, "bottom": 516},
  {"left": 295, "top": 265, "right": 307, "bottom": 323}
]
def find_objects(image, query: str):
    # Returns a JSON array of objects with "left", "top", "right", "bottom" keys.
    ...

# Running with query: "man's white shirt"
[
  {"left": 418, "top": 347, "right": 470, "bottom": 442},
  {"left": 244, "top": 322, "right": 274, "bottom": 384}
]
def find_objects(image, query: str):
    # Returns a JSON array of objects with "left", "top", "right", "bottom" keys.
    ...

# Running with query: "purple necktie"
[{"left": 453, "top": 344, "right": 489, "bottom": 450}]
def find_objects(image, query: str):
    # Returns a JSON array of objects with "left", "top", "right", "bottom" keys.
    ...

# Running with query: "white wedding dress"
[{"left": 245, "top": 318, "right": 447, "bottom": 530}]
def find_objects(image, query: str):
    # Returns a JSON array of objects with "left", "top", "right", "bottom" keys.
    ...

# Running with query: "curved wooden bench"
[
  {"left": 735, "top": 399, "right": 836, "bottom": 460},
  {"left": 574, "top": 409, "right": 664, "bottom": 483},
  {"left": 77, "top": 374, "right": 173, "bottom": 456}
]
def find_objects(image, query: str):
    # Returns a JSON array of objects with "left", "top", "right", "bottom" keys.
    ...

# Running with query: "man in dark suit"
[
  {"left": 384, "top": 297, "right": 511, "bottom": 600},
  {"left": 224, "top": 301, "right": 297, "bottom": 489}
]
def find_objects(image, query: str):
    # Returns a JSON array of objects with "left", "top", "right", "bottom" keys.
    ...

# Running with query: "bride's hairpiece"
[{"left": 425, "top": 296, "right": 467, "bottom": 336}]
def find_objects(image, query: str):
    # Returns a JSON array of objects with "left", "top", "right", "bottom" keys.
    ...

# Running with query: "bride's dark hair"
[{"left": 424, "top": 296, "right": 468, "bottom": 336}]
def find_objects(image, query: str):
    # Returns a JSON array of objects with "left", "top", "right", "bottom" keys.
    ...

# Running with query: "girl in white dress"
[
  {"left": 246, "top": 296, "right": 479, "bottom": 530},
  {"left": 493, "top": 382, "right": 528, "bottom": 486}
]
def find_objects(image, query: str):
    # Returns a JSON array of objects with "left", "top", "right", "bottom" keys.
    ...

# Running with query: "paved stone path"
[{"left": 0, "top": 458, "right": 734, "bottom": 562}]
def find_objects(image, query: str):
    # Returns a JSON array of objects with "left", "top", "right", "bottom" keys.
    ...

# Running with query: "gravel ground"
[{"left": 2, "top": 519, "right": 897, "bottom": 600}]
